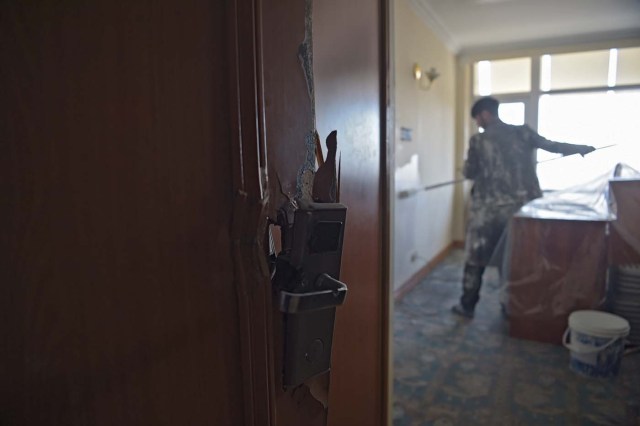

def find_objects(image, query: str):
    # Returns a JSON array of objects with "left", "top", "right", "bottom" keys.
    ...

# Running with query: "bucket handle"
[{"left": 562, "top": 329, "right": 619, "bottom": 354}]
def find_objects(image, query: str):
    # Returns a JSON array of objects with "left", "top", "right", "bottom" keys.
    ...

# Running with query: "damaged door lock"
[{"left": 272, "top": 200, "right": 348, "bottom": 387}]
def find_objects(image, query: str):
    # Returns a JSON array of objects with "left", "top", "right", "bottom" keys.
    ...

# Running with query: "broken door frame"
[{"left": 227, "top": 0, "right": 393, "bottom": 424}]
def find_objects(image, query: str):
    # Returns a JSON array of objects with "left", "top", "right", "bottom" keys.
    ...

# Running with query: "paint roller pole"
[
  {"left": 397, "top": 178, "right": 466, "bottom": 199},
  {"left": 396, "top": 144, "right": 617, "bottom": 199},
  {"left": 536, "top": 143, "right": 617, "bottom": 163}
]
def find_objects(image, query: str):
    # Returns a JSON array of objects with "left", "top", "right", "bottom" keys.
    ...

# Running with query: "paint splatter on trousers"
[{"left": 460, "top": 263, "right": 485, "bottom": 311}]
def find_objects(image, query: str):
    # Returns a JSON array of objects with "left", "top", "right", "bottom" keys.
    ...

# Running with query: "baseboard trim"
[
  {"left": 452, "top": 240, "right": 464, "bottom": 250},
  {"left": 394, "top": 241, "right": 463, "bottom": 302}
]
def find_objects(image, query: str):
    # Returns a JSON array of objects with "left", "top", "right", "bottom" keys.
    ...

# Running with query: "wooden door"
[
  {"left": 1, "top": 1, "right": 248, "bottom": 424},
  {"left": 1, "top": 0, "right": 388, "bottom": 424},
  {"left": 262, "top": 0, "right": 389, "bottom": 424}
]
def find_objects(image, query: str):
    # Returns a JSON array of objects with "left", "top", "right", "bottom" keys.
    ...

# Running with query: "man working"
[{"left": 451, "top": 96, "right": 595, "bottom": 319}]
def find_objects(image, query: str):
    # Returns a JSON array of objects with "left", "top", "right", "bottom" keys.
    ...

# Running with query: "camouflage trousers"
[
  {"left": 461, "top": 201, "right": 523, "bottom": 311},
  {"left": 460, "top": 263, "right": 485, "bottom": 311}
]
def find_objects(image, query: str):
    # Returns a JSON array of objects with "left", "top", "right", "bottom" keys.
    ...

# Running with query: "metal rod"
[
  {"left": 537, "top": 143, "right": 617, "bottom": 163},
  {"left": 397, "top": 144, "right": 618, "bottom": 198},
  {"left": 397, "top": 179, "right": 465, "bottom": 199},
  {"left": 420, "top": 178, "right": 465, "bottom": 192}
]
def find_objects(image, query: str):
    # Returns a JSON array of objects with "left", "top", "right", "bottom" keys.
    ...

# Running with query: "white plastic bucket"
[{"left": 563, "top": 310, "right": 630, "bottom": 378}]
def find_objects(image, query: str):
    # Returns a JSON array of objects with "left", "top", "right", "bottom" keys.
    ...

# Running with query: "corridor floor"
[{"left": 393, "top": 249, "right": 640, "bottom": 426}]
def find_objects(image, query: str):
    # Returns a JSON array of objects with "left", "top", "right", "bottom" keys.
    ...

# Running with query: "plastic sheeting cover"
[{"left": 501, "top": 164, "right": 640, "bottom": 344}]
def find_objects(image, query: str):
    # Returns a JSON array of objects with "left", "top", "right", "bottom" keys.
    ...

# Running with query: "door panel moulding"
[{"left": 227, "top": 0, "right": 274, "bottom": 425}]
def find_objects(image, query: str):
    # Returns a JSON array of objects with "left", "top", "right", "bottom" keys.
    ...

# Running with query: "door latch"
[{"left": 272, "top": 201, "right": 348, "bottom": 387}]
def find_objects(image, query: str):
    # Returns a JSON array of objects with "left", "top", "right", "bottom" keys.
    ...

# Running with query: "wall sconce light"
[{"left": 413, "top": 63, "right": 440, "bottom": 91}]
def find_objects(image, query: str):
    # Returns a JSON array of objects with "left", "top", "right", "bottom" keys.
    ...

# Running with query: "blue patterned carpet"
[{"left": 393, "top": 249, "right": 640, "bottom": 426}]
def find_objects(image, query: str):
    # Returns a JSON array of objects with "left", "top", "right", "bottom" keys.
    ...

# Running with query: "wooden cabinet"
[{"left": 506, "top": 216, "right": 609, "bottom": 345}]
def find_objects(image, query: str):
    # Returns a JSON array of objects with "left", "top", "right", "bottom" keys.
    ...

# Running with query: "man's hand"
[{"left": 577, "top": 145, "right": 596, "bottom": 156}]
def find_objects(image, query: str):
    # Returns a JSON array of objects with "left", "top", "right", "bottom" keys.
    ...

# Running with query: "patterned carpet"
[{"left": 393, "top": 249, "right": 640, "bottom": 426}]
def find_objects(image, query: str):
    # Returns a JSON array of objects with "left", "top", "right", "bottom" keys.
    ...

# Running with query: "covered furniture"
[{"left": 506, "top": 215, "right": 608, "bottom": 345}]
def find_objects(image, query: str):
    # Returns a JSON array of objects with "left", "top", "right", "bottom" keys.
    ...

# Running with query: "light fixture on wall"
[{"left": 413, "top": 63, "right": 440, "bottom": 91}]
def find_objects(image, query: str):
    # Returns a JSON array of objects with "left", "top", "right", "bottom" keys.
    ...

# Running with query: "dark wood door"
[
  {"left": 1, "top": 0, "right": 388, "bottom": 424},
  {"left": 315, "top": 1, "right": 388, "bottom": 424},
  {"left": 262, "top": 0, "right": 388, "bottom": 424},
  {"left": 1, "top": 1, "right": 246, "bottom": 424}
]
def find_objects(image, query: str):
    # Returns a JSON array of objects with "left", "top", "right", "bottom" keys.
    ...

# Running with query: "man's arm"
[
  {"left": 463, "top": 135, "right": 480, "bottom": 179},
  {"left": 520, "top": 125, "right": 595, "bottom": 156}
]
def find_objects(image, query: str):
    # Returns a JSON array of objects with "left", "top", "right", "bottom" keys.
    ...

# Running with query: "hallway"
[{"left": 393, "top": 250, "right": 640, "bottom": 425}]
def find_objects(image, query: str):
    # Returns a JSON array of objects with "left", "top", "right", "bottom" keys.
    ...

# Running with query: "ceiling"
[{"left": 411, "top": 0, "right": 640, "bottom": 55}]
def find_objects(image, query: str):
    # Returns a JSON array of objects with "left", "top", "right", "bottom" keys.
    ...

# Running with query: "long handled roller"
[{"left": 397, "top": 144, "right": 617, "bottom": 199}]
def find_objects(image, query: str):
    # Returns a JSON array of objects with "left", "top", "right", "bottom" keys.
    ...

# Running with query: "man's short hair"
[{"left": 471, "top": 97, "right": 499, "bottom": 118}]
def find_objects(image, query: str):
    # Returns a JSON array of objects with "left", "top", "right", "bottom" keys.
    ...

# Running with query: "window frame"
[
  {"left": 466, "top": 46, "right": 640, "bottom": 190},
  {"left": 469, "top": 48, "right": 640, "bottom": 131}
]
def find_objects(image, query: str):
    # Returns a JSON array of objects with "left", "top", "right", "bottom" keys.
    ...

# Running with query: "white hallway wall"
[{"left": 393, "top": 0, "right": 458, "bottom": 289}]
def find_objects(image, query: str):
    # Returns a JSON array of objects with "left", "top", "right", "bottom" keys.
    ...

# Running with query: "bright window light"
[
  {"left": 498, "top": 102, "right": 525, "bottom": 125},
  {"left": 608, "top": 48, "right": 618, "bottom": 88},
  {"left": 541, "top": 50, "right": 609, "bottom": 90},
  {"left": 478, "top": 61, "right": 491, "bottom": 96},
  {"left": 537, "top": 90, "right": 640, "bottom": 190},
  {"left": 540, "top": 55, "right": 551, "bottom": 92}
]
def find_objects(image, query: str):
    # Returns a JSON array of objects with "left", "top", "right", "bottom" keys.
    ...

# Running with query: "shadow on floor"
[{"left": 393, "top": 249, "right": 640, "bottom": 426}]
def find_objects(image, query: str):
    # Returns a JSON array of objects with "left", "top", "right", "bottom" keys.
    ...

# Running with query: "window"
[
  {"left": 617, "top": 47, "right": 640, "bottom": 86},
  {"left": 479, "top": 102, "right": 525, "bottom": 133},
  {"left": 473, "top": 57, "right": 531, "bottom": 96},
  {"left": 540, "top": 50, "right": 611, "bottom": 91},
  {"left": 471, "top": 47, "right": 640, "bottom": 190},
  {"left": 498, "top": 102, "right": 525, "bottom": 126},
  {"left": 537, "top": 90, "right": 640, "bottom": 190}
]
